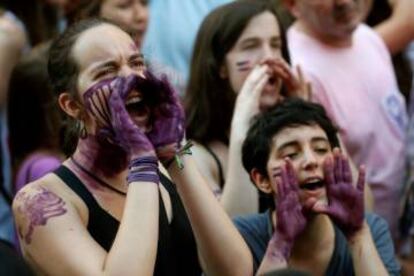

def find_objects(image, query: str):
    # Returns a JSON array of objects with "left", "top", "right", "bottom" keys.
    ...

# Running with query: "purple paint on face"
[
  {"left": 80, "top": 71, "right": 185, "bottom": 174},
  {"left": 16, "top": 187, "right": 67, "bottom": 244},
  {"left": 106, "top": 75, "right": 155, "bottom": 159},
  {"left": 236, "top": 60, "right": 251, "bottom": 72},
  {"left": 270, "top": 166, "right": 282, "bottom": 178}
]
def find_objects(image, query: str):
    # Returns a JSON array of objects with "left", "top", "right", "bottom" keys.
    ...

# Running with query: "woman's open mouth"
[{"left": 125, "top": 91, "right": 151, "bottom": 131}]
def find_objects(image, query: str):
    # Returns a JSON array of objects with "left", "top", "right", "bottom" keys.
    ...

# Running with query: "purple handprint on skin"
[
  {"left": 16, "top": 187, "right": 67, "bottom": 244},
  {"left": 83, "top": 75, "right": 161, "bottom": 184},
  {"left": 107, "top": 75, "right": 156, "bottom": 158},
  {"left": 84, "top": 72, "right": 185, "bottom": 162},
  {"left": 270, "top": 160, "right": 307, "bottom": 259},
  {"left": 313, "top": 148, "right": 366, "bottom": 239},
  {"left": 83, "top": 75, "right": 156, "bottom": 158},
  {"left": 83, "top": 78, "right": 114, "bottom": 129}
]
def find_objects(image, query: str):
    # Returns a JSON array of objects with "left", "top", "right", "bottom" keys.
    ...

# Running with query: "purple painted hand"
[
  {"left": 83, "top": 76, "right": 155, "bottom": 159},
  {"left": 313, "top": 148, "right": 366, "bottom": 239},
  {"left": 144, "top": 72, "right": 186, "bottom": 163},
  {"left": 271, "top": 159, "right": 307, "bottom": 259}
]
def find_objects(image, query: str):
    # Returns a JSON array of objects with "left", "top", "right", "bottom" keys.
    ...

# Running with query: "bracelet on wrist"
[
  {"left": 165, "top": 140, "right": 193, "bottom": 170},
  {"left": 127, "top": 156, "right": 160, "bottom": 184}
]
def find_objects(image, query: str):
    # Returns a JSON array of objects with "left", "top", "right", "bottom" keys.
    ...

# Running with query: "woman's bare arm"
[
  {"left": 168, "top": 155, "right": 254, "bottom": 276},
  {"left": 13, "top": 174, "right": 159, "bottom": 276}
]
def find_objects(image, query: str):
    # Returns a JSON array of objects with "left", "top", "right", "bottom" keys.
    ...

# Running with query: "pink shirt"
[{"left": 288, "top": 24, "right": 407, "bottom": 236}]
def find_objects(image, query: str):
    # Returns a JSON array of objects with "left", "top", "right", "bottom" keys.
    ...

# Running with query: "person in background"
[
  {"left": 0, "top": 6, "right": 26, "bottom": 246},
  {"left": 185, "top": 0, "right": 312, "bottom": 216},
  {"left": 283, "top": 0, "right": 408, "bottom": 241},
  {"left": 67, "top": 0, "right": 187, "bottom": 96},
  {"left": 7, "top": 45, "right": 64, "bottom": 194},
  {"left": 142, "top": 0, "right": 234, "bottom": 96},
  {"left": 1, "top": 0, "right": 64, "bottom": 47}
]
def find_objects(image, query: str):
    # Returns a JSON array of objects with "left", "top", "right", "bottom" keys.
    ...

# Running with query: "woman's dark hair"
[
  {"left": 1, "top": 0, "right": 60, "bottom": 46},
  {"left": 7, "top": 45, "right": 63, "bottom": 173},
  {"left": 48, "top": 18, "right": 110, "bottom": 154},
  {"left": 48, "top": 17, "right": 109, "bottom": 97},
  {"left": 242, "top": 98, "right": 340, "bottom": 178},
  {"left": 65, "top": 0, "right": 101, "bottom": 26},
  {"left": 185, "top": 0, "right": 290, "bottom": 145}
]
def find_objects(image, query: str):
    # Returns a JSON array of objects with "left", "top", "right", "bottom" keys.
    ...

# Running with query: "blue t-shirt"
[
  {"left": 0, "top": 110, "right": 14, "bottom": 243},
  {"left": 233, "top": 211, "right": 400, "bottom": 275},
  {"left": 142, "top": 0, "right": 233, "bottom": 95}
]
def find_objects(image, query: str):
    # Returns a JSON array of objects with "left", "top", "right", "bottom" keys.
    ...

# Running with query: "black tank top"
[
  {"left": 202, "top": 144, "right": 271, "bottom": 212},
  {"left": 202, "top": 144, "right": 225, "bottom": 189},
  {"left": 54, "top": 166, "right": 201, "bottom": 276}
]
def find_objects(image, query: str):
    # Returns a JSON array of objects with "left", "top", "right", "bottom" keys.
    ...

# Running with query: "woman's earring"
[{"left": 77, "top": 120, "right": 87, "bottom": 139}]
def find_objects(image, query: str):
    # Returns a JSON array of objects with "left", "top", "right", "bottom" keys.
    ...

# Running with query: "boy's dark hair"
[{"left": 242, "top": 98, "right": 340, "bottom": 178}]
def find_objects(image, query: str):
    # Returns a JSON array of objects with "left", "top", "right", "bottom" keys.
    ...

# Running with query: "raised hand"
[
  {"left": 264, "top": 59, "right": 312, "bottom": 101},
  {"left": 269, "top": 159, "right": 308, "bottom": 260},
  {"left": 83, "top": 75, "right": 156, "bottom": 159},
  {"left": 143, "top": 72, "right": 186, "bottom": 164},
  {"left": 274, "top": 159, "right": 307, "bottom": 245},
  {"left": 231, "top": 64, "right": 270, "bottom": 139},
  {"left": 83, "top": 75, "right": 160, "bottom": 184},
  {"left": 313, "top": 148, "right": 366, "bottom": 239}
]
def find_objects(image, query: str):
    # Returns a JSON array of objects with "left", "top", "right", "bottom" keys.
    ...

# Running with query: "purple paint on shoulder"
[{"left": 18, "top": 187, "right": 67, "bottom": 244}]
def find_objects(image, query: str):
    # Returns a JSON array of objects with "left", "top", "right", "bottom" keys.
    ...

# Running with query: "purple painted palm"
[{"left": 143, "top": 72, "right": 185, "bottom": 162}]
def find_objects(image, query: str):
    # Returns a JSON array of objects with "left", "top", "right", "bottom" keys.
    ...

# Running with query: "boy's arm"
[
  {"left": 257, "top": 237, "right": 288, "bottom": 275},
  {"left": 348, "top": 222, "right": 393, "bottom": 276},
  {"left": 257, "top": 160, "right": 307, "bottom": 275}
]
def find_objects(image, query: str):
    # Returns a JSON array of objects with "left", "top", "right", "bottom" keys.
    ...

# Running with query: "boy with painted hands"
[{"left": 235, "top": 98, "right": 400, "bottom": 275}]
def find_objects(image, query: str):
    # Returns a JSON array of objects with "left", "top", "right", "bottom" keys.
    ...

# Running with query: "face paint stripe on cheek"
[
  {"left": 236, "top": 60, "right": 251, "bottom": 72},
  {"left": 97, "top": 90, "right": 111, "bottom": 124},
  {"left": 271, "top": 166, "right": 282, "bottom": 178}
]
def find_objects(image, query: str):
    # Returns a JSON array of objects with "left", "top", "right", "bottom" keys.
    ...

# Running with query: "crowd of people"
[{"left": 1, "top": 0, "right": 414, "bottom": 275}]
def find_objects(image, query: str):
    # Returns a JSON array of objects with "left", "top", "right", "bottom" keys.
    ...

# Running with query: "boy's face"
[{"left": 266, "top": 124, "right": 332, "bottom": 204}]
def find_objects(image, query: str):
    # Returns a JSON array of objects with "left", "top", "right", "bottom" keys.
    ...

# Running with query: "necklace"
[{"left": 70, "top": 157, "right": 127, "bottom": 196}]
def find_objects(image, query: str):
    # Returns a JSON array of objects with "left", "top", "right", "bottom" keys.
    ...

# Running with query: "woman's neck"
[{"left": 73, "top": 135, "right": 129, "bottom": 178}]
